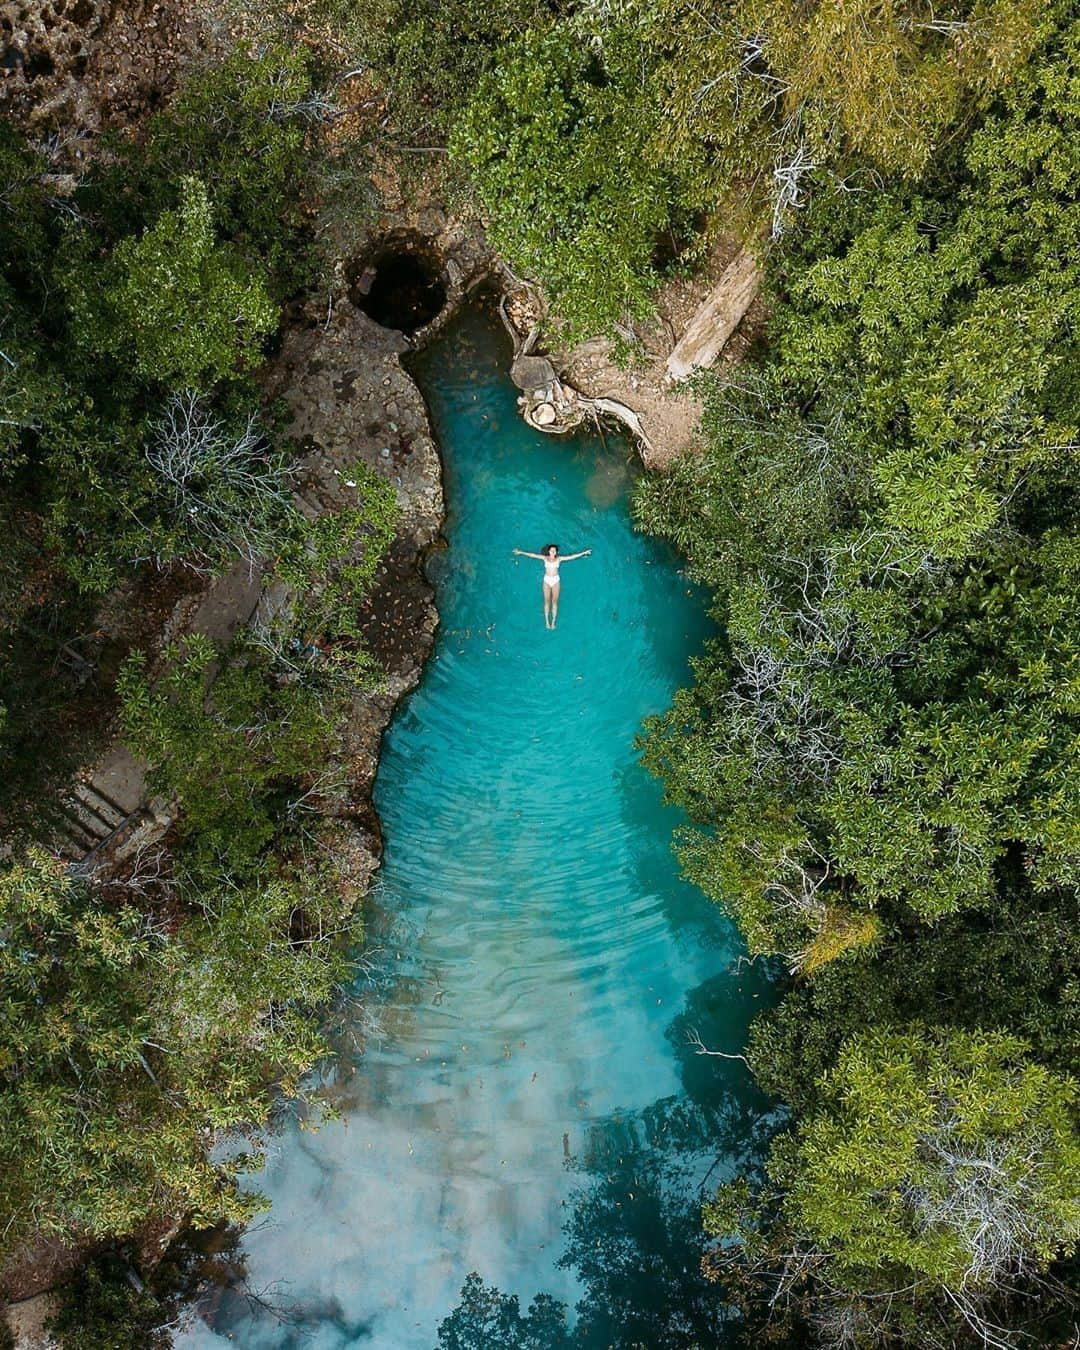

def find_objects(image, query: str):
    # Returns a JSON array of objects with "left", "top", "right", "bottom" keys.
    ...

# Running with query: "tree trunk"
[{"left": 666, "top": 250, "right": 760, "bottom": 383}]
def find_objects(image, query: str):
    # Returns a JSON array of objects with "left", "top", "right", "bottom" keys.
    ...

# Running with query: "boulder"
[{"left": 510, "top": 353, "right": 556, "bottom": 393}]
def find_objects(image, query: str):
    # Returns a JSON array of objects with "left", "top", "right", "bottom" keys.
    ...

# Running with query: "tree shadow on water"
[
  {"left": 436, "top": 1087, "right": 774, "bottom": 1350},
  {"left": 666, "top": 967, "right": 780, "bottom": 1114}
]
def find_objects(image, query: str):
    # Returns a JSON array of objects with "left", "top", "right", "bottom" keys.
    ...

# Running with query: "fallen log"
[{"left": 665, "top": 249, "right": 760, "bottom": 382}]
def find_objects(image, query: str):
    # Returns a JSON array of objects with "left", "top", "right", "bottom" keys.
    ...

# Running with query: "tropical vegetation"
[
  {"left": 0, "top": 21, "right": 396, "bottom": 1314},
  {"left": 1, "top": 0, "right": 1077, "bottom": 1346}
]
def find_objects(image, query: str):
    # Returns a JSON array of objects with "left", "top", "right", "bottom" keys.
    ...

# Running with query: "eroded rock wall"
[{"left": 0, "top": 0, "right": 202, "bottom": 131}]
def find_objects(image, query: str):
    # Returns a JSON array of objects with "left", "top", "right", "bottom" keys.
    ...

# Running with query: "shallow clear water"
[{"left": 178, "top": 307, "right": 772, "bottom": 1349}]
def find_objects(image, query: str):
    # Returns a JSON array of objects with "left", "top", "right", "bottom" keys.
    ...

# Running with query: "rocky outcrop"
[
  {"left": 0, "top": 0, "right": 110, "bottom": 114},
  {"left": 0, "top": 0, "right": 203, "bottom": 132},
  {"left": 3, "top": 1293, "right": 55, "bottom": 1350},
  {"left": 261, "top": 301, "right": 448, "bottom": 854}
]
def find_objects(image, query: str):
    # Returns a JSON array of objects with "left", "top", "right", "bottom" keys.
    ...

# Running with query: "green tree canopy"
[
  {"left": 0, "top": 842, "right": 361, "bottom": 1260},
  {"left": 777, "top": 1027, "right": 1080, "bottom": 1291},
  {"left": 738, "top": 0, "right": 1050, "bottom": 177},
  {"left": 69, "top": 177, "right": 277, "bottom": 389},
  {"left": 452, "top": 23, "right": 701, "bottom": 342},
  {"left": 634, "top": 17, "right": 1080, "bottom": 969},
  {"left": 0, "top": 851, "right": 240, "bottom": 1249}
]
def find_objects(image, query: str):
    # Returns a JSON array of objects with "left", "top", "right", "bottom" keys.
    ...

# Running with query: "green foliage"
[
  {"left": 0, "top": 851, "right": 150, "bottom": 1081},
  {"left": 0, "top": 851, "right": 244, "bottom": 1252},
  {"left": 0, "top": 319, "right": 66, "bottom": 472},
  {"left": 0, "top": 29, "right": 405, "bottom": 841},
  {"left": 163, "top": 866, "right": 360, "bottom": 1126},
  {"left": 0, "top": 13, "right": 387, "bottom": 1294},
  {"left": 328, "top": 0, "right": 549, "bottom": 140},
  {"left": 779, "top": 1027, "right": 1080, "bottom": 1291},
  {"left": 118, "top": 635, "right": 337, "bottom": 873},
  {"left": 634, "top": 13, "right": 1080, "bottom": 1341},
  {"left": 134, "top": 42, "right": 321, "bottom": 293},
  {"left": 635, "top": 18, "right": 1080, "bottom": 966},
  {"left": 706, "top": 1029, "right": 1080, "bottom": 1340},
  {"left": 278, "top": 460, "right": 400, "bottom": 641},
  {"left": 452, "top": 23, "right": 700, "bottom": 342},
  {"left": 0, "top": 836, "right": 361, "bottom": 1261},
  {"left": 0, "top": 36, "right": 337, "bottom": 603},
  {"left": 0, "top": 125, "right": 55, "bottom": 300},
  {"left": 630, "top": 0, "right": 1054, "bottom": 247},
  {"left": 0, "top": 561, "right": 109, "bottom": 846},
  {"left": 129, "top": 45, "right": 312, "bottom": 309},
  {"left": 0, "top": 0, "right": 1076, "bottom": 1335},
  {"left": 115, "top": 466, "right": 396, "bottom": 861},
  {"left": 75, "top": 40, "right": 321, "bottom": 284},
  {"left": 444, "top": 0, "right": 1056, "bottom": 334},
  {"left": 46, "top": 1248, "right": 169, "bottom": 1350},
  {"left": 737, "top": 0, "right": 1051, "bottom": 178},
  {"left": 748, "top": 884, "right": 1080, "bottom": 1114},
  {"left": 69, "top": 177, "right": 276, "bottom": 389},
  {"left": 1, "top": 432, "right": 395, "bottom": 1246}
]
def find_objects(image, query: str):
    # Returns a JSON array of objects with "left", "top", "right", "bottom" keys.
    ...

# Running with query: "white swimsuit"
[{"left": 543, "top": 558, "right": 560, "bottom": 589}]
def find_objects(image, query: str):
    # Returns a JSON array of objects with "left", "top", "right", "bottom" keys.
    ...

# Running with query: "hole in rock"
[
  {"left": 348, "top": 241, "right": 447, "bottom": 335},
  {"left": 25, "top": 49, "right": 56, "bottom": 79}
]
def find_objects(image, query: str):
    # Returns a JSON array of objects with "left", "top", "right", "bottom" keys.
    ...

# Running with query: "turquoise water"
[{"left": 177, "top": 307, "right": 772, "bottom": 1348}]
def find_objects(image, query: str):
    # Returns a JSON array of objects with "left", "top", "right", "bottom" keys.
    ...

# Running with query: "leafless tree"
[
  {"left": 726, "top": 588, "right": 844, "bottom": 787},
  {"left": 722, "top": 528, "right": 938, "bottom": 796},
  {"left": 264, "top": 61, "right": 343, "bottom": 125},
  {"left": 809, "top": 1292, "right": 884, "bottom": 1349},
  {"left": 752, "top": 839, "right": 832, "bottom": 924},
  {"left": 906, "top": 1126, "right": 1055, "bottom": 1293},
  {"left": 283, "top": 768, "right": 351, "bottom": 821},
  {"left": 771, "top": 139, "right": 816, "bottom": 240},
  {"left": 903, "top": 16, "right": 973, "bottom": 36},
  {"left": 145, "top": 390, "right": 296, "bottom": 574}
]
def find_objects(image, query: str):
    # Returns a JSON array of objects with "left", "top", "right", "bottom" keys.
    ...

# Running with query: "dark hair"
[{"left": 543, "top": 543, "right": 559, "bottom": 555}]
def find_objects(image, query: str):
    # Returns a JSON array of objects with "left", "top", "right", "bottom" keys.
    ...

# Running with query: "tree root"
[{"left": 499, "top": 283, "right": 657, "bottom": 459}]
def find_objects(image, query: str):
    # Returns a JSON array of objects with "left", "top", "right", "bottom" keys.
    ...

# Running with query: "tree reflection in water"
[{"left": 437, "top": 973, "right": 780, "bottom": 1350}]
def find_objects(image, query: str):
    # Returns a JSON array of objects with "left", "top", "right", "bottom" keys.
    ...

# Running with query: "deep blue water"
[{"left": 177, "top": 307, "right": 772, "bottom": 1349}]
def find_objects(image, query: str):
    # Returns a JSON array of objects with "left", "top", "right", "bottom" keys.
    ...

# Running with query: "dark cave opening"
[{"left": 348, "top": 242, "right": 447, "bottom": 335}]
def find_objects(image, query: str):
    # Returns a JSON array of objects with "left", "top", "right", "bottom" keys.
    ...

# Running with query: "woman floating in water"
[{"left": 512, "top": 543, "right": 592, "bottom": 629}]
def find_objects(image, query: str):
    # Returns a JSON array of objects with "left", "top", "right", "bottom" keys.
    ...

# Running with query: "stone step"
[
  {"left": 71, "top": 781, "right": 127, "bottom": 831},
  {"left": 62, "top": 796, "right": 112, "bottom": 847},
  {"left": 53, "top": 809, "right": 98, "bottom": 859}
]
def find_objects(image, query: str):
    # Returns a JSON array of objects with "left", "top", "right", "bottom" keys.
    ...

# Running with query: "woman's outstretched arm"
[
  {"left": 513, "top": 549, "right": 545, "bottom": 559},
  {"left": 559, "top": 549, "right": 593, "bottom": 562}
]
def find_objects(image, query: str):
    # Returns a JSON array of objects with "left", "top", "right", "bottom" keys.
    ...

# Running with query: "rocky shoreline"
[{"left": 261, "top": 210, "right": 496, "bottom": 906}]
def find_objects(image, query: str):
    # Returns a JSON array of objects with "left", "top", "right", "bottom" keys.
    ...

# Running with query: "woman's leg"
[
  {"left": 550, "top": 581, "right": 560, "bottom": 628},
  {"left": 543, "top": 583, "right": 553, "bottom": 627}
]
